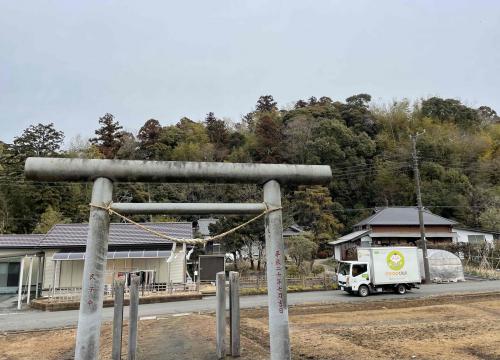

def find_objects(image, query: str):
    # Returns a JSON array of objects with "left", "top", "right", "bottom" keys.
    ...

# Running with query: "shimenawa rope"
[{"left": 89, "top": 202, "right": 281, "bottom": 246}]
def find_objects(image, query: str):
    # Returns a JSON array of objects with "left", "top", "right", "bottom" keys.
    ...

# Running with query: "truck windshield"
[{"left": 338, "top": 262, "right": 350, "bottom": 275}]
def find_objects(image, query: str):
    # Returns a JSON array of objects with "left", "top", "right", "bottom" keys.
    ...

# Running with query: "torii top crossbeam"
[{"left": 24, "top": 157, "right": 332, "bottom": 184}]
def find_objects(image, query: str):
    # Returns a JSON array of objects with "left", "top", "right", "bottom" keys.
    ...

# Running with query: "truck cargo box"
[{"left": 358, "top": 247, "right": 421, "bottom": 285}]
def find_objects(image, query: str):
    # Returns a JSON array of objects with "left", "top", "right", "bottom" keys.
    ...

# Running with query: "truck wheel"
[
  {"left": 358, "top": 285, "right": 369, "bottom": 297},
  {"left": 395, "top": 284, "right": 407, "bottom": 295}
]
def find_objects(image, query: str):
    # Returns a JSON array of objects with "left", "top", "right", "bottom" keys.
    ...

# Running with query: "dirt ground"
[{"left": 1, "top": 292, "right": 499, "bottom": 360}]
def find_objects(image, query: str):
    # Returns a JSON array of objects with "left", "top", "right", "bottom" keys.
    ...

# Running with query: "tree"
[
  {"left": 308, "top": 96, "right": 317, "bottom": 106},
  {"left": 345, "top": 93, "right": 371, "bottom": 108},
  {"left": 115, "top": 132, "right": 138, "bottom": 159},
  {"left": 12, "top": 123, "right": 64, "bottom": 157},
  {"left": 138, "top": 119, "right": 162, "bottom": 159},
  {"left": 256, "top": 95, "right": 278, "bottom": 112},
  {"left": 241, "top": 112, "right": 256, "bottom": 131},
  {"left": 1, "top": 93, "right": 499, "bottom": 245},
  {"left": 0, "top": 143, "right": 4, "bottom": 172},
  {"left": 209, "top": 217, "right": 247, "bottom": 270},
  {"left": 477, "top": 106, "right": 499, "bottom": 125},
  {"left": 282, "top": 114, "right": 317, "bottom": 163},
  {"left": 338, "top": 94, "right": 377, "bottom": 136},
  {"left": 421, "top": 97, "right": 481, "bottom": 128},
  {"left": 286, "top": 235, "right": 318, "bottom": 268},
  {"left": 205, "top": 112, "right": 228, "bottom": 144},
  {"left": 318, "top": 96, "right": 333, "bottom": 106},
  {"left": 305, "top": 118, "right": 377, "bottom": 206},
  {"left": 205, "top": 112, "right": 229, "bottom": 160},
  {"left": 478, "top": 207, "right": 500, "bottom": 232},
  {"left": 254, "top": 114, "right": 284, "bottom": 163},
  {"left": 91, "top": 113, "right": 124, "bottom": 158},
  {"left": 294, "top": 100, "right": 308, "bottom": 109},
  {"left": 67, "top": 135, "right": 103, "bottom": 159},
  {"left": 292, "top": 186, "right": 344, "bottom": 251},
  {"left": 0, "top": 192, "right": 8, "bottom": 234},
  {"left": 163, "top": 117, "right": 214, "bottom": 161},
  {"left": 33, "top": 205, "right": 70, "bottom": 234}
]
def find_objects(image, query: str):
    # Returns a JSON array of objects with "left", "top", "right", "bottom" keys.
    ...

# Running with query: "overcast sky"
[{"left": 1, "top": 0, "right": 499, "bottom": 144}]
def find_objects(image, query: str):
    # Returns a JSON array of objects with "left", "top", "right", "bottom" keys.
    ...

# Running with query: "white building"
[
  {"left": 0, "top": 222, "right": 193, "bottom": 294},
  {"left": 452, "top": 227, "right": 499, "bottom": 245}
]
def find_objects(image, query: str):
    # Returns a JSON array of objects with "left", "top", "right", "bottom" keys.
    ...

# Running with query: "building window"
[
  {"left": 468, "top": 234, "right": 485, "bottom": 244},
  {"left": 0, "top": 262, "right": 20, "bottom": 287}
]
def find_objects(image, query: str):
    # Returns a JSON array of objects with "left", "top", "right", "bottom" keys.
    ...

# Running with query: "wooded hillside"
[{"left": 1, "top": 94, "right": 499, "bottom": 255}]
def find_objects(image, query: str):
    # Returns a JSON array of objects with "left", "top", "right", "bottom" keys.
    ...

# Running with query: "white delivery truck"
[{"left": 337, "top": 247, "right": 421, "bottom": 297}]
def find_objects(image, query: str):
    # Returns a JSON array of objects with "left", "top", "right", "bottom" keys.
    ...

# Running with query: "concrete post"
[
  {"left": 197, "top": 261, "right": 201, "bottom": 292},
  {"left": 39, "top": 255, "right": 45, "bottom": 297},
  {"left": 35, "top": 255, "right": 41, "bottom": 298},
  {"left": 27, "top": 256, "right": 33, "bottom": 305},
  {"left": 229, "top": 271, "right": 240, "bottom": 357},
  {"left": 17, "top": 256, "right": 25, "bottom": 310},
  {"left": 263, "top": 180, "right": 291, "bottom": 360},
  {"left": 112, "top": 279, "right": 125, "bottom": 360},
  {"left": 56, "top": 260, "right": 61, "bottom": 290},
  {"left": 52, "top": 260, "right": 57, "bottom": 298},
  {"left": 75, "top": 177, "right": 113, "bottom": 360},
  {"left": 216, "top": 272, "right": 226, "bottom": 359},
  {"left": 128, "top": 275, "right": 140, "bottom": 360}
]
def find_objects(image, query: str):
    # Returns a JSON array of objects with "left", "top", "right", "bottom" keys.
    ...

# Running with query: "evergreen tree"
[
  {"left": 91, "top": 113, "right": 123, "bottom": 158},
  {"left": 138, "top": 119, "right": 162, "bottom": 159},
  {"left": 256, "top": 95, "right": 278, "bottom": 112},
  {"left": 138, "top": 119, "right": 161, "bottom": 147},
  {"left": 254, "top": 114, "right": 284, "bottom": 163},
  {"left": 205, "top": 112, "right": 228, "bottom": 146}
]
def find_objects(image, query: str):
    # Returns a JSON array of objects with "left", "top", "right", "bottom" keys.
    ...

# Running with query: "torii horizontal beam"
[
  {"left": 111, "top": 202, "right": 267, "bottom": 215},
  {"left": 24, "top": 157, "right": 332, "bottom": 184}
]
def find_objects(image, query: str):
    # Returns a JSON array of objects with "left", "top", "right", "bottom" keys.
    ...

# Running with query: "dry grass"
[
  {"left": 465, "top": 265, "right": 500, "bottom": 279},
  {"left": 1, "top": 293, "right": 499, "bottom": 359}
]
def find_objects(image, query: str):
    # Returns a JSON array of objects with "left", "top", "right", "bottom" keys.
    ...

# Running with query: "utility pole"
[{"left": 410, "top": 132, "right": 431, "bottom": 283}]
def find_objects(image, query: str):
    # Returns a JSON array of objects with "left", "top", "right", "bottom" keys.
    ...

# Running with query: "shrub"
[
  {"left": 225, "top": 260, "right": 251, "bottom": 274},
  {"left": 312, "top": 264, "right": 325, "bottom": 275},
  {"left": 286, "top": 264, "right": 300, "bottom": 277}
]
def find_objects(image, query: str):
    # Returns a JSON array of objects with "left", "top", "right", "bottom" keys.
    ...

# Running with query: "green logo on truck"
[{"left": 386, "top": 250, "right": 405, "bottom": 271}]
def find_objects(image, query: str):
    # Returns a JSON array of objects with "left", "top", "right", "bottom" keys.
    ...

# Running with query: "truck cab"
[{"left": 337, "top": 261, "right": 370, "bottom": 296}]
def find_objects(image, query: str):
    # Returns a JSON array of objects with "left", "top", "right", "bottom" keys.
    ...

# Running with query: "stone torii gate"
[{"left": 25, "top": 157, "right": 332, "bottom": 360}]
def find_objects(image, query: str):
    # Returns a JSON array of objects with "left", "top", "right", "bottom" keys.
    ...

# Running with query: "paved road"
[{"left": 0, "top": 280, "right": 498, "bottom": 332}]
